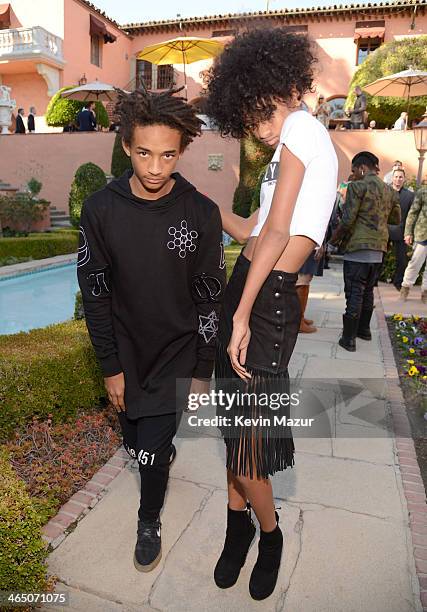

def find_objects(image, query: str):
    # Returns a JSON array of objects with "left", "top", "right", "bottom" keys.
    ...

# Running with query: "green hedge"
[
  {"left": 69, "top": 163, "right": 107, "bottom": 228},
  {"left": 111, "top": 133, "right": 132, "bottom": 178},
  {"left": 0, "top": 233, "right": 78, "bottom": 261},
  {"left": 0, "top": 320, "right": 105, "bottom": 442},
  {"left": 0, "top": 447, "right": 48, "bottom": 592}
]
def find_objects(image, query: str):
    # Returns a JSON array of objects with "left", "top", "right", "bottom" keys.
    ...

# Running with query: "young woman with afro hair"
[{"left": 205, "top": 27, "right": 338, "bottom": 600}]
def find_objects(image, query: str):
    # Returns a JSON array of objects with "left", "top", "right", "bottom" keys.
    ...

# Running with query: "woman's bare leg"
[
  {"left": 227, "top": 469, "right": 247, "bottom": 510},
  {"left": 234, "top": 475, "right": 276, "bottom": 532}
]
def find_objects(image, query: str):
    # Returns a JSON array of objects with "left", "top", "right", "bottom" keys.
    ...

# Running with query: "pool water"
[{"left": 0, "top": 264, "right": 79, "bottom": 335}]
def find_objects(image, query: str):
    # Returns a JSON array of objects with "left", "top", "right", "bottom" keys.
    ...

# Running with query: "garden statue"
[{"left": 0, "top": 86, "right": 16, "bottom": 134}]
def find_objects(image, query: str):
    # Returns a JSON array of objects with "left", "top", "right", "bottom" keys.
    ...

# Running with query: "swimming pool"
[{"left": 0, "top": 264, "right": 79, "bottom": 335}]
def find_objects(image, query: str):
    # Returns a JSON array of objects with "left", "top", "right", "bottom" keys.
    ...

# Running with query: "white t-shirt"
[{"left": 250, "top": 110, "right": 338, "bottom": 246}]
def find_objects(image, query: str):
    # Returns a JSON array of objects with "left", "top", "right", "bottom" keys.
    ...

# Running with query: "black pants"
[
  {"left": 343, "top": 260, "right": 382, "bottom": 318},
  {"left": 117, "top": 410, "right": 182, "bottom": 522},
  {"left": 392, "top": 240, "right": 408, "bottom": 289}
]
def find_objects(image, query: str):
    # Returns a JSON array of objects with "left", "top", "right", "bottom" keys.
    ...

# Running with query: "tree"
[
  {"left": 233, "top": 136, "right": 272, "bottom": 218},
  {"left": 45, "top": 87, "right": 109, "bottom": 128},
  {"left": 111, "top": 133, "right": 132, "bottom": 178},
  {"left": 347, "top": 36, "right": 427, "bottom": 128},
  {"left": 68, "top": 163, "right": 107, "bottom": 228}
]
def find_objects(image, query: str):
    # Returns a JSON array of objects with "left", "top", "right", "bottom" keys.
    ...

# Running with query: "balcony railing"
[{"left": 0, "top": 26, "right": 64, "bottom": 64}]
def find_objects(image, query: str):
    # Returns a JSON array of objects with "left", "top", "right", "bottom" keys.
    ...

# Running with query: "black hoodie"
[{"left": 77, "top": 170, "right": 226, "bottom": 419}]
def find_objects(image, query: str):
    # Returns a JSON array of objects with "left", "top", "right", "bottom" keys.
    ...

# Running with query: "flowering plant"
[{"left": 391, "top": 314, "right": 427, "bottom": 388}]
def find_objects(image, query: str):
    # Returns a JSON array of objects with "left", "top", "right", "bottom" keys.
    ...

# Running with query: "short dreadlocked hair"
[
  {"left": 205, "top": 28, "right": 317, "bottom": 138},
  {"left": 114, "top": 87, "right": 203, "bottom": 149}
]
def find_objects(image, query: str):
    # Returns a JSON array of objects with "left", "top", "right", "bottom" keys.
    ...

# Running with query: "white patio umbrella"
[
  {"left": 363, "top": 67, "right": 427, "bottom": 127},
  {"left": 60, "top": 80, "right": 121, "bottom": 102}
]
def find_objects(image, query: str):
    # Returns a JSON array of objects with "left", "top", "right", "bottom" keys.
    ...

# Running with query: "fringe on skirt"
[{"left": 215, "top": 340, "right": 295, "bottom": 480}]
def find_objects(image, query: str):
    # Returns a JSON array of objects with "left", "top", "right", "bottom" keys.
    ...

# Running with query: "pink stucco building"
[
  {"left": 0, "top": 0, "right": 426, "bottom": 129},
  {"left": 0, "top": 0, "right": 425, "bottom": 223}
]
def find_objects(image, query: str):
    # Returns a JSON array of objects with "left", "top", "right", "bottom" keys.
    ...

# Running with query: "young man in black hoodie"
[{"left": 77, "top": 88, "right": 225, "bottom": 572}]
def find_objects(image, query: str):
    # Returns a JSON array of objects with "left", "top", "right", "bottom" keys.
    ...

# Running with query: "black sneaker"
[{"left": 134, "top": 518, "right": 162, "bottom": 572}]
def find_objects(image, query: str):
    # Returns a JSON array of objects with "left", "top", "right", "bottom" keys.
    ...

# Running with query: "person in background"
[
  {"left": 349, "top": 86, "right": 367, "bottom": 130},
  {"left": 76, "top": 102, "right": 97, "bottom": 131},
  {"left": 313, "top": 94, "right": 331, "bottom": 129},
  {"left": 15, "top": 108, "right": 26, "bottom": 134},
  {"left": 330, "top": 152, "right": 400, "bottom": 352},
  {"left": 392, "top": 112, "right": 408, "bottom": 131},
  {"left": 368, "top": 120, "right": 376, "bottom": 130},
  {"left": 388, "top": 168, "right": 414, "bottom": 291},
  {"left": 27, "top": 107, "right": 36, "bottom": 133},
  {"left": 400, "top": 184, "right": 427, "bottom": 303},
  {"left": 383, "top": 160, "right": 403, "bottom": 185},
  {"left": 296, "top": 238, "right": 329, "bottom": 333}
]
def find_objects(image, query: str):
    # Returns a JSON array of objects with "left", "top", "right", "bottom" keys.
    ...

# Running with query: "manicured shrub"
[
  {"left": 68, "top": 163, "right": 107, "bottom": 228},
  {"left": 233, "top": 136, "right": 271, "bottom": 218},
  {"left": 249, "top": 165, "right": 268, "bottom": 215},
  {"left": 0, "top": 233, "right": 78, "bottom": 262},
  {"left": 0, "top": 320, "right": 105, "bottom": 442},
  {"left": 0, "top": 178, "right": 49, "bottom": 235},
  {"left": 45, "top": 87, "right": 109, "bottom": 128},
  {"left": 111, "top": 133, "right": 132, "bottom": 178},
  {"left": 0, "top": 447, "right": 48, "bottom": 592}
]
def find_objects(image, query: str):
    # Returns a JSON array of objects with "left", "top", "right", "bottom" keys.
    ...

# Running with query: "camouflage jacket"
[
  {"left": 330, "top": 172, "right": 401, "bottom": 253},
  {"left": 404, "top": 186, "right": 427, "bottom": 243}
]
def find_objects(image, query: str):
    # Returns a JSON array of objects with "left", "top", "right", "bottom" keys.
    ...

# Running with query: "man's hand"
[
  {"left": 187, "top": 377, "right": 211, "bottom": 412},
  {"left": 105, "top": 372, "right": 126, "bottom": 412},
  {"left": 404, "top": 235, "right": 413, "bottom": 246}
]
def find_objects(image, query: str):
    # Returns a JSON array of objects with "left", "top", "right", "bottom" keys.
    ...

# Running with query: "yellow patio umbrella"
[{"left": 137, "top": 37, "right": 224, "bottom": 98}]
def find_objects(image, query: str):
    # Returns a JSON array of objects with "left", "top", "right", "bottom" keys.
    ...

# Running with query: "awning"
[
  {"left": 0, "top": 4, "right": 11, "bottom": 28},
  {"left": 89, "top": 14, "right": 117, "bottom": 44},
  {"left": 354, "top": 27, "right": 385, "bottom": 41}
]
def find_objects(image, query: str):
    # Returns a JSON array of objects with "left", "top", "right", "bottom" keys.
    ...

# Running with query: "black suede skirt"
[{"left": 215, "top": 252, "right": 300, "bottom": 479}]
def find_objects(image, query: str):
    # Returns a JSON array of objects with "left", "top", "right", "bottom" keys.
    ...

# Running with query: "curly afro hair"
[
  {"left": 114, "top": 87, "right": 203, "bottom": 149},
  {"left": 205, "top": 28, "right": 317, "bottom": 138}
]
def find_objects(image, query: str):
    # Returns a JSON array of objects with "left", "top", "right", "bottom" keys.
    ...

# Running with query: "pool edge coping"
[{"left": 0, "top": 253, "right": 77, "bottom": 281}]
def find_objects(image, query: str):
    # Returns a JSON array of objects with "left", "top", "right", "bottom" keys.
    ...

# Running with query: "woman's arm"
[
  {"left": 220, "top": 207, "right": 260, "bottom": 244},
  {"left": 228, "top": 145, "right": 309, "bottom": 377}
]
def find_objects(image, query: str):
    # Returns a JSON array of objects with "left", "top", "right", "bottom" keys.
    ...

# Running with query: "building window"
[
  {"left": 157, "top": 65, "right": 174, "bottom": 89},
  {"left": 136, "top": 60, "right": 174, "bottom": 90},
  {"left": 354, "top": 21, "right": 385, "bottom": 66},
  {"left": 90, "top": 34, "right": 102, "bottom": 67},
  {"left": 356, "top": 38, "right": 382, "bottom": 65},
  {"left": 136, "top": 59, "right": 152, "bottom": 89}
]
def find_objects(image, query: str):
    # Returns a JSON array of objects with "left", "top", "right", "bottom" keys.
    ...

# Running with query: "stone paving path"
[{"left": 42, "top": 264, "right": 424, "bottom": 612}]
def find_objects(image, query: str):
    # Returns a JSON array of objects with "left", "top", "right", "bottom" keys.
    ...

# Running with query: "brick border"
[
  {"left": 375, "top": 287, "right": 427, "bottom": 611},
  {"left": 41, "top": 446, "right": 131, "bottom": 550}
]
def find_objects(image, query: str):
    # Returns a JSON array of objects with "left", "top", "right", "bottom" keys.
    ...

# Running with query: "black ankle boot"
[
  {"left": 357, "top": 309, "right": 373, "bottom": 340},
  {"left": 214, "top": 504, "right": 256, "bottom": 589},
  {"left": 249, "top": 511, "right": 283, "bottom": 600},
  {"left": 338, "top": 314, "right": 358, "bottom": 352}
]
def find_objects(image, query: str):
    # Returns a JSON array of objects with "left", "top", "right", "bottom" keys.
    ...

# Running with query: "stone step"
[
  {"left": 50, "top": 210, "right": 69, "bottom": 218},
  {"left": 51, "top": 220, "right": 73, "bottom": 228}
]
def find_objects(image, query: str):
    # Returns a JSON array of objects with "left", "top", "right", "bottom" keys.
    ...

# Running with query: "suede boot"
[
  {"left": 249, "top": 511, "right": 283, "bottom": 600},
  {"left": 214, "top": 504, "right": 256, "bottom": 589}
]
